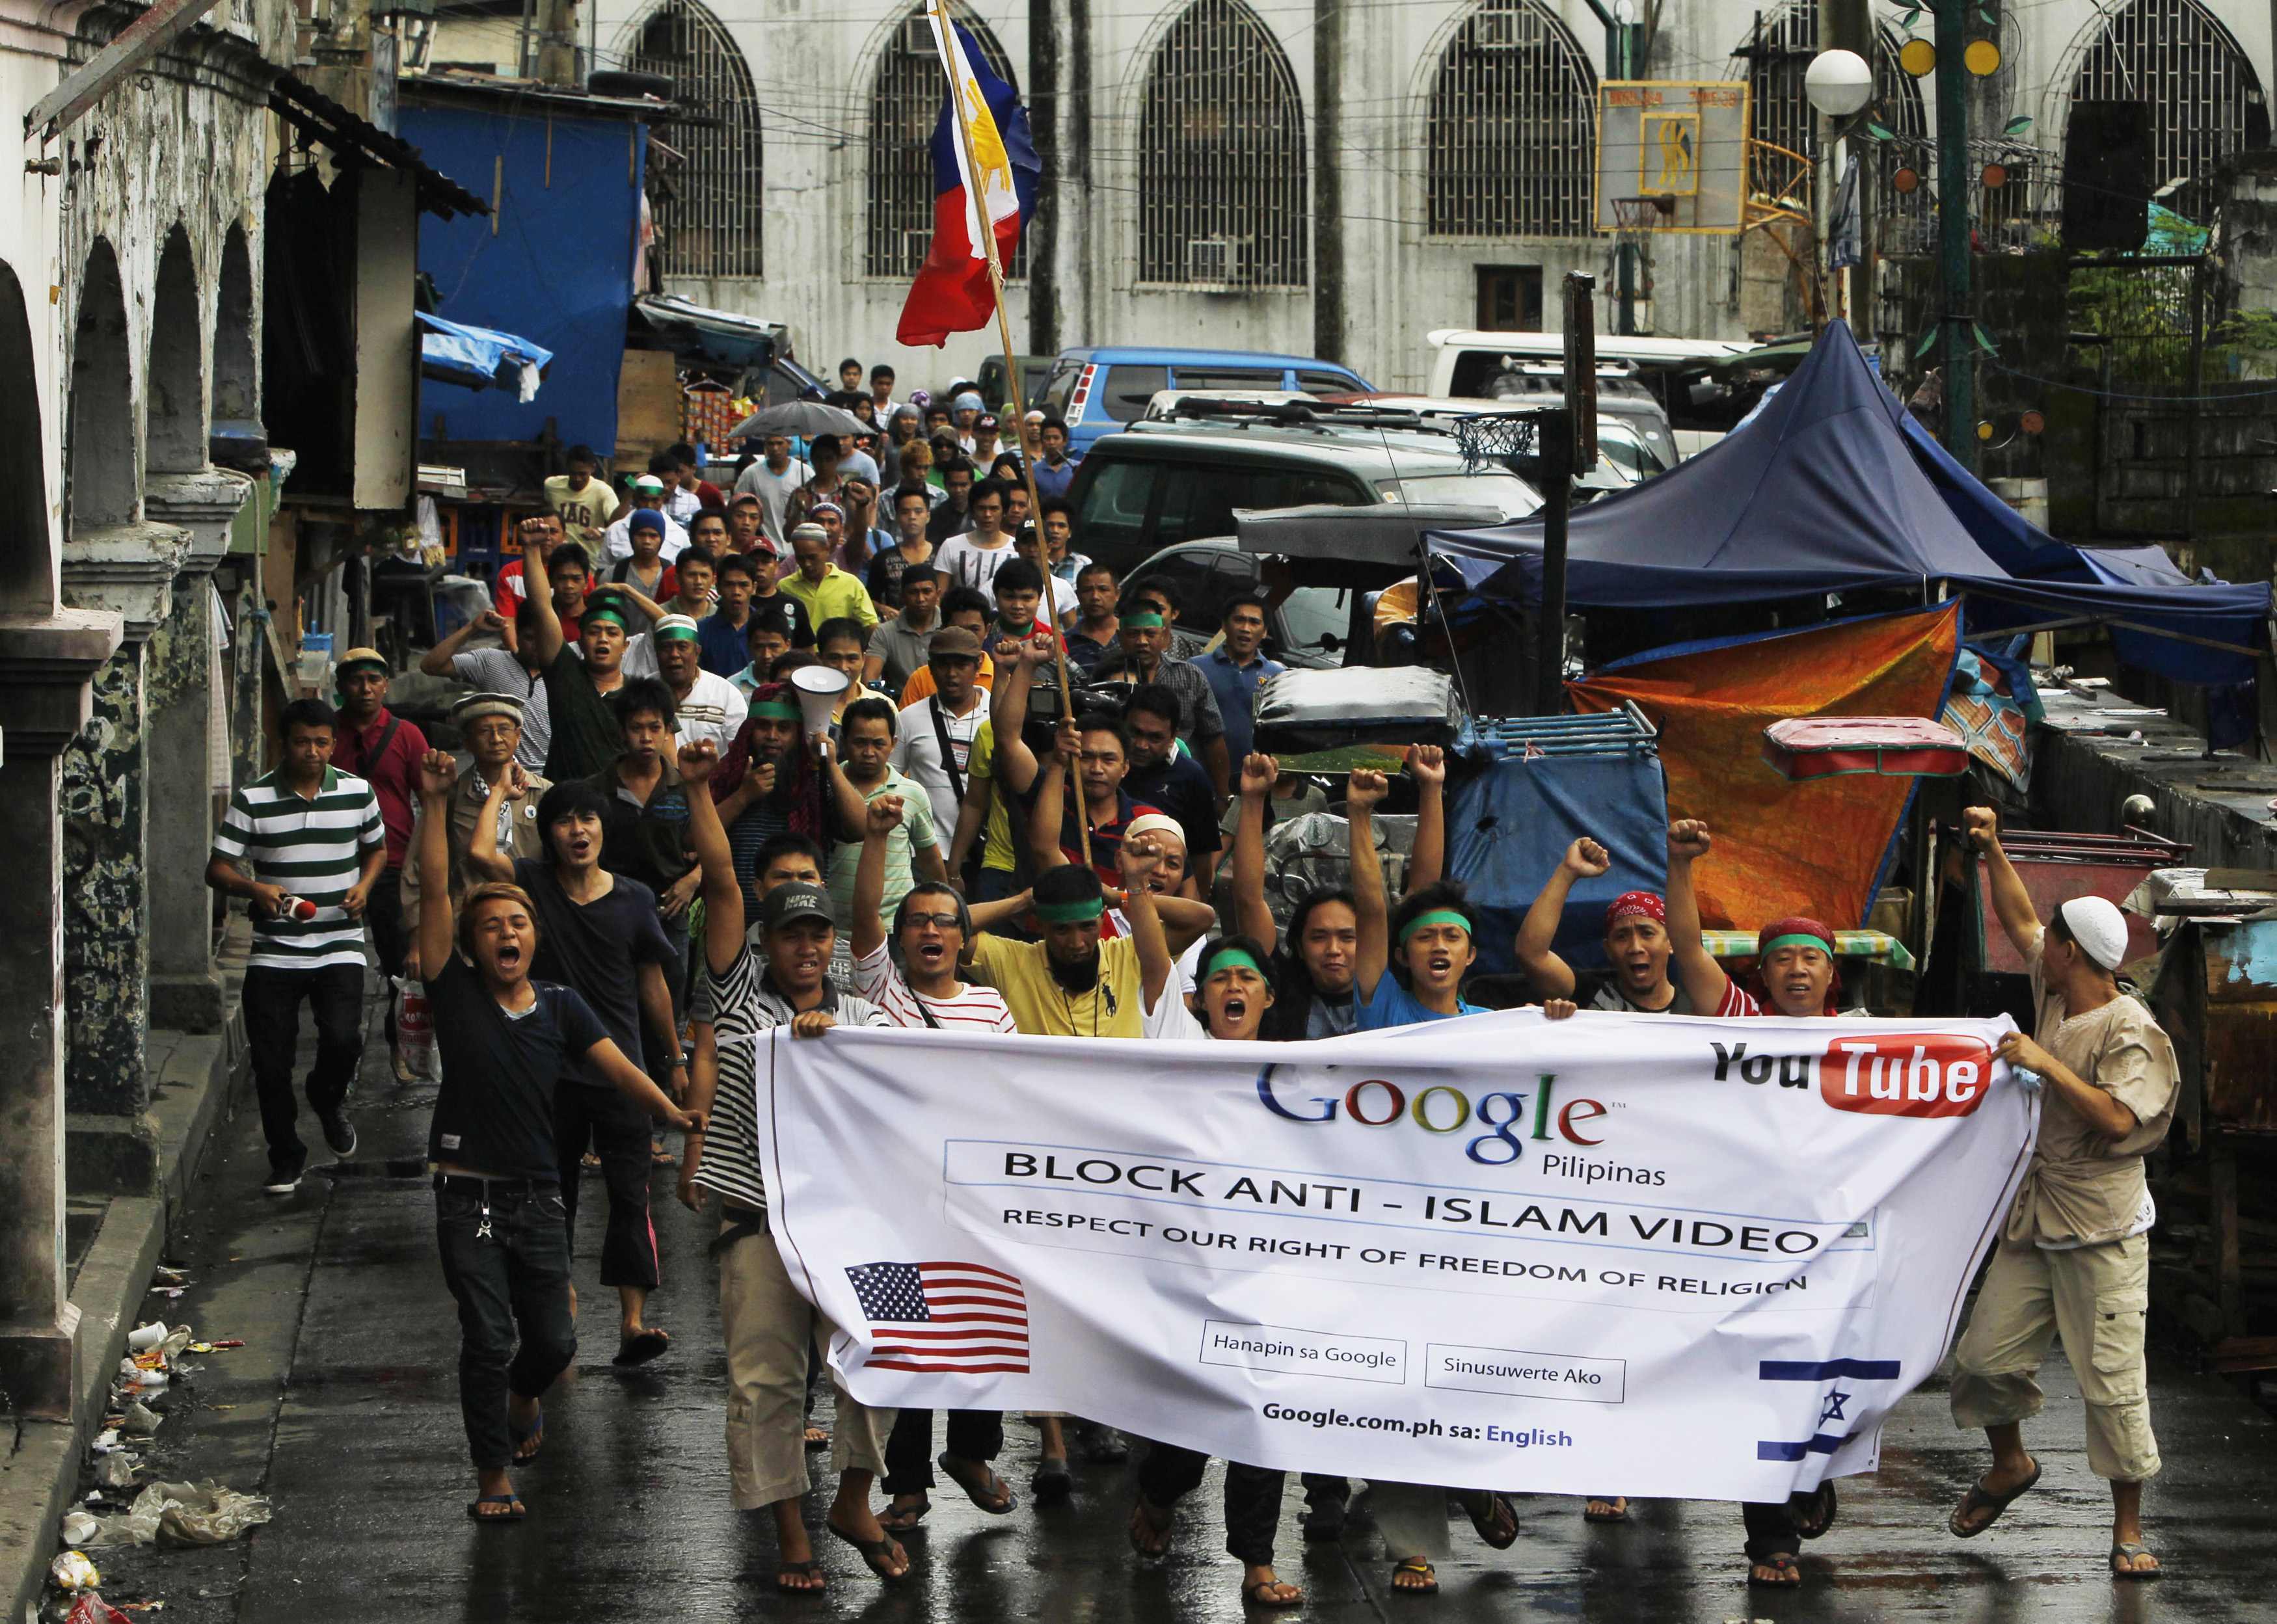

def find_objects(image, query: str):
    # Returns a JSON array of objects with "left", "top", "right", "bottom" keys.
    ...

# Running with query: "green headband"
[
  {"left": 1122, "top": 611, "right": 1166, "bottom": 630},
  {"left": 1760, "top": 932, "right": 1833, "bottom": 957},
  {"left": 1203, "top": 946, "right": 1267, "bottom": 981},
  {"left": 749, "top": 700, "right": 802, "bottom": 722},
  {"left": 1398, "top": 908, "right": 1472, "bottom": 946},
  {"left": 654, "top": 624, "right": 700, "bottom": 643},
  {"left": 1033, "top": 896, "right": 1105, "bottom": 924},
  {"left": 583, "top": 606, "right": 628, "bottom": 632}
]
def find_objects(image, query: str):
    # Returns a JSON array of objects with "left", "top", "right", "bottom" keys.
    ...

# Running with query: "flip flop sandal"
[
  {"left": 1583, "top": 1496, "right": 1630, "bottom": 1523},
  {"left": 1032, "top": 1458, "right": 1073, "bottom": 1507},
  {"left": 1948, "top": 1460, "right": 2041, "bottom": 1539},
  {"left": 804, "top": 1426, "right": 832, "bottom": 1451},
  {"left": 774, "top": 1558, "right": 827, "bottom": 1593},
  {"left": 467, "top": 1494, "right": 527, "bottom": 1523},
  {"left": 1462, "top": 1489, "right": 1520, "bottom": 1550},
  {"left": 1747, "top": 1553, "right": 1802, "bottom": 1587},
  {"left": 1079, "top": 1424, "right": 1130, "bottom": 1464},
  {"left": 613, "top": 1327, "right": 671, "bottom": 1366},
  {"left": 937, "top": 1452, "right": 1017, "bottom": 1515},
  {"left": 1796, "top": 1481, "right": 1839, "bottom": 1540},
  {"left": 1390, "top": 1558, "right": 1439, "bottom": 1596},
  {"left": 509, "top": 1404, "right": 543, "bottom": 1463},
  {"left": 1242, "top": 1577, "right": 1304, "bottom": 1608},
  {"left": 2110, "top": 1542, "right": 2163, "bottom": 1580},
  {"left": 878, "top": 1498, "right": 930, "bottom": 1533},
  {"left": 824, "top": 1521, "right": 910, "bottom": 1583},
  {"left": 1127, "top": 1495, "right": 1176, "bottom": 1558}
]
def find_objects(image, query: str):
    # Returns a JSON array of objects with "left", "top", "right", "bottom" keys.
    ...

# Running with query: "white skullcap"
[
  {"left": 1122, "top": 812, "right": 1187, "bottom": 851},
  {"left": 2056, "top": 896, "right": 2129, "bottom": 971}
]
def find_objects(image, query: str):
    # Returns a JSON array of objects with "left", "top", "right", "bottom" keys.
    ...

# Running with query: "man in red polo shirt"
[{"left": 330, "top": 647, "right": 431, "bottom": 1080}]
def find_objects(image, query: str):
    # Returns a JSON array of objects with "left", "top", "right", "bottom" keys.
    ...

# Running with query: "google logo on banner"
[{"left": 1254, "top": 1069, "right": 1608, "bottom": 1168}]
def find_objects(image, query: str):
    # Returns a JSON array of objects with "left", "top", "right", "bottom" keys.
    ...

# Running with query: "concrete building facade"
[{"left": 593, "top": 0, "right": 2273, "bottom": 392}]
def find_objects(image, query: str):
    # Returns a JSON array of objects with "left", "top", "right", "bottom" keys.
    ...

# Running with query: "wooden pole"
[{"left": 933, "top": 0, "right": 1090, "bottom": 872}]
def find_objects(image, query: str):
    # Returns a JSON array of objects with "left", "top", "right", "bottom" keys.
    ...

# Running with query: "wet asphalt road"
[{"left": 79, "top": 987, "right": 2277, "bottom": 1623}]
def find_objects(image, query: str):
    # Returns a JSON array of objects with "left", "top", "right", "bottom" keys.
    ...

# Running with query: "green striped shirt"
[{"left": 212, "top": 766, "right": 384, "bottom": 970}]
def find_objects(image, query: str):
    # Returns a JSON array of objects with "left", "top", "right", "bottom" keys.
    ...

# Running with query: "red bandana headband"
[{"left": 1606, "top": 890, "right": 1666, "bottom": 928}]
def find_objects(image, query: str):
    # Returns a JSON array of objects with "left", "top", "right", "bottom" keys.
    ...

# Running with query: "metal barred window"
[
  {"left": 1732, "top": 3, "right": 1923, "bottom": 165},
  {"left": 866, "top": 9, "right": 1031, "bottom": 280},
  {"left": 626, "top": 0, "right": 764, "bottom": 278},
  {"left": 1137, "top": 0, "right": 1308, "bottom": 289},
  {"left": 1424, "top": 0, "right": 1595, "bottom": 238},
  {"left": 2068, "top": 0, "right": 2266, "bottom": 224}
]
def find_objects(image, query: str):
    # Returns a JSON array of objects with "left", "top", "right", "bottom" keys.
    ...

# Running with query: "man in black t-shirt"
[
  {"left": 1118, "top": 683, "right": 1222, "bottom": 886},
  {"left": 412, "top": 751, "right": 697, "bottom": 1524},
  {"left": 468, "top": 777, "right": 685, "bottom": 1369}
]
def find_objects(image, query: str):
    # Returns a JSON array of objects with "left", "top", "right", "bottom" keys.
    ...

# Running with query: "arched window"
[
  {"left": 1425, "top": 0, "right": 1595, "bottom": 238},
  {"left": 0, "top": 259, "right": 51, "bottom": 611},
  {"left": 2066, "top": 0, "right": 2267, "bottom": 223},
  {"left": 1137, "top": 0, "right": 1308, "bottom": 288},
  {"left": 212, "top": 224, "right": 256, "bottom": 426},
  {"left": 625, "top": 0, "right": 764, "bottom": 278},
  {"left": 1732, "top": 3, "right": 1924, "bottom": 165},
  {"left": 866, "top": 8, "right": 1032, "bottom": 280}
]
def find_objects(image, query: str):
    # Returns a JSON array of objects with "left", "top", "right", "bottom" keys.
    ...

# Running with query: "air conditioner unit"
[
  {"left": 1187, "top": 235, "right": 1249, "bottom": 286},
  {"left": 1471, "top": 5, "right": 1543, "bottom": 51},
  {"left": 900, "top": 15, "right": 936, "bottom": 56}
]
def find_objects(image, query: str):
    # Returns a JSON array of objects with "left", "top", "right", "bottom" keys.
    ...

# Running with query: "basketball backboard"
[{"left": 1595, "top": 81, "right": 1751, "bottom": 234}]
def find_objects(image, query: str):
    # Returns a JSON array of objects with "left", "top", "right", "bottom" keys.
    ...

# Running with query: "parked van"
[
  {"left": 1424, "top": 330, "right": 1773, "bottom": 459},
  {"left": 1036, "top": 348, "right": 1373, "bottom": 453}
]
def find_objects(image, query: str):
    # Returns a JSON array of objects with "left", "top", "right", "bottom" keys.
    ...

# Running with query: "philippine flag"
[{"left": 894, "top": 0, "right": 1041, "bottom": 347}]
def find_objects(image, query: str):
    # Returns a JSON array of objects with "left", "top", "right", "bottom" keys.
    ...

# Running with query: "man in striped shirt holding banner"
[{"left": 206, "top": 697, "right": 388, "bottom": 1195}]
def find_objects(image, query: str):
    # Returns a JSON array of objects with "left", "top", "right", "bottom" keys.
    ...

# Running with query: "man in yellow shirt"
[
  {"left": 777, "top": 524, "right": 879, "bottom": 632},
  {"left": 963, "top": 860, "right": 1212, "bottom": 1038}
]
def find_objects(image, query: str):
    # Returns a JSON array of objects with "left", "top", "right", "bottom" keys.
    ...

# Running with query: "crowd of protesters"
[{"left": 201, "top": 358, "right": 2176, "bottom": 1601}]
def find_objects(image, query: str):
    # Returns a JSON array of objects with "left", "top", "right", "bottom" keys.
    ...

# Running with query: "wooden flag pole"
[{"left": 932, "top": 0, "right": 1091, "bottom": 873}]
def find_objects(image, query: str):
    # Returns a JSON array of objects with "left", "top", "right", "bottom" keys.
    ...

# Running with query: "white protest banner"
[{"left": 759, "top": 1008, "right": 2033, "bottom": 1500}]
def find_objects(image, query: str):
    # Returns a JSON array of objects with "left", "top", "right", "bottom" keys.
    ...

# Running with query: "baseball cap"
[
  {"left": 760, "top": 882, "right": 833, "bottom": 933},
  {"left": 336, "top": 646, "right": 388, "bottom": 678},
  {"left": 928, "top": 625, "right": 982, "bottom": 661}
]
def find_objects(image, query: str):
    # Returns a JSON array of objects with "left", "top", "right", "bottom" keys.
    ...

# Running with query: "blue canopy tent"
[{"left": 1430, "top": 323, "right": 2270, "bottom": 688}]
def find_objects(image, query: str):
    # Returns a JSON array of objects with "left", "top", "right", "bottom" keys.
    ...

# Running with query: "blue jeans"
[{"left": 435, "top": 1177, "right": 578, "bottom": 1471}]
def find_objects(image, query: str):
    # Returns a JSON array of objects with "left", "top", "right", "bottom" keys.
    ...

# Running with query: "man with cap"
[
  {"left": 602, "top": 479, "right": 690, "bottom": 564},
  {"left": 330, "top": 646, "right": 431, "bottom": 1077},
  {"left": 673, "top": 739, "right": 908, "bottom": 1593},
  {"left": 950, "top": 390, "right": 985, "bottom": 451},
  {"left": 1945, "top": 807, "right": 2176, "bottom": 1581},
  {"left": 1658, "top": 818, "right": 1855, "bottom": 1586},
  {"left": 779, "top": 522, "right": 880, "bottom": 632},
  {"left": 522, "top": 539, "right": 638, "bottom": 783},
  {"left": 605, "top": 510, "right": 678, "bottom": 634},
  {"left": 398, "top": 693, "right": 552, "bottom": 944},
  {"left": 969, "top": 412, "right": 1003, "bottom": 468},
  {"left": 891, "top": 622, "right": 991, "bottom": 844},
  {"left": 651, "top": 612, "right": 748, "bottom": 752}
]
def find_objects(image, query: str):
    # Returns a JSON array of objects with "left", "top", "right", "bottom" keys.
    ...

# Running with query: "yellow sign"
[{"left": 1641, "top": 111, "right": 1701, "bottom": 198}]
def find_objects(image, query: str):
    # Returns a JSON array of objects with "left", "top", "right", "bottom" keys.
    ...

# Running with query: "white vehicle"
[{"left": 1425, "top": 330, "right": 1770, "bottom": 460}]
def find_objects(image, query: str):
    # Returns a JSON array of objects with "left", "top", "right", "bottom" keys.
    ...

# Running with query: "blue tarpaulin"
[
  {"left": 1447, "top": 714, "right": 1668, "bottom": 979},
  {"left": 416, "top": 311, "right": 552, "bottom": 395},
  {"left": 399, "top": 100, "right": 645, "bottom": 449},
  {"left": 1429, "top": 324, "right": 2270, "bottom": 686}
]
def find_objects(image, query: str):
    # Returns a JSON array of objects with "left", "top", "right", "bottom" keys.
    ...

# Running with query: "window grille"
[
  {"left": 2067, "top": 0, "right": 2266, "bottom": 224},
  {"left": 867, "top": 8, "right": 1032, "bottom": 279},
  {"left": 1425, "top": 0, "right": 1595, "bottom": 238},
  {"left": 1734, "top": 3, "right": 1923, "bottom": 165},
  {"left": 1137, "top": 0, "right": 1308, "bottom": 288},
  {"left": 625, "top": 0, "right": 764, "bottom": 278}
]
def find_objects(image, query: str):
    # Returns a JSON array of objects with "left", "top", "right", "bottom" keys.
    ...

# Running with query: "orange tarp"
[{"left": 1569, "top": 606, "right": 1961, "bottom": 931}]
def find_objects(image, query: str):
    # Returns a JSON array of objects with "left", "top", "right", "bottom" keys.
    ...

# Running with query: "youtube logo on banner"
[{"left": 1820, "top": 1035, "right": 1996, "bottom": 1119}]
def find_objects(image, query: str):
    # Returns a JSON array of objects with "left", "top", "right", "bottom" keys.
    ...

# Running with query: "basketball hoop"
[
  {"left": 1612, "top": 196, "right": 1674, "bottom": 235},
  {"left": 1453, "top": 412, "right": 1540, "bottom": 475}
]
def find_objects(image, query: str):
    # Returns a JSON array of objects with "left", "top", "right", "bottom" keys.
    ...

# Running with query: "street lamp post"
[{"left": 1804, "top": 47, "right": 1872, "bottom": 332}]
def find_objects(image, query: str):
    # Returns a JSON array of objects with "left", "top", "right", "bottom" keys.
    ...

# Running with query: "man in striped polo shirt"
[{"left": 206, "top": 697, "right": 387, "bottom": 1194}]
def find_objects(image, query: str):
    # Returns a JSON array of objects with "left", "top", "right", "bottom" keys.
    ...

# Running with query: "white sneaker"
[{"left": 263, "top": 1168, "right": 303, "bottom": 1196}]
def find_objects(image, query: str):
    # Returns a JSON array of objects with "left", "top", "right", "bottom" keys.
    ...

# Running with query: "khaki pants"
[
  {"left": 720, "top": 1222, "right": 893, "bottom": 1510},
  {"left": 1949, "top": 1232, "right": 2159, "bottom": 1482}
]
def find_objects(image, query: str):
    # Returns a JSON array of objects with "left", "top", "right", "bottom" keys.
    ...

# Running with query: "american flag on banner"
[{"left": 845, "top": 1260, "right": 1030, "bottom": 1373}]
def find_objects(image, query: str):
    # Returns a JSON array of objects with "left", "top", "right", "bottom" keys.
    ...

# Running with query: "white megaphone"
[{"left": 789, "top": 663, "right": 845, "bottom": 744}]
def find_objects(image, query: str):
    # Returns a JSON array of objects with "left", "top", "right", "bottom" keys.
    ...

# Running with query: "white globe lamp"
[{"left": 1805, "top": 48, "right": 1874, "bottom": 117}]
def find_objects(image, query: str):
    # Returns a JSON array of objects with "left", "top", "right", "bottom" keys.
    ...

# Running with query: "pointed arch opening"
[
  {"left": 1424, "top": 0, "right": 1596, "bottom": 238},
  {"left": 2061, "top": 0, "right": 2267, "bottom": 225},
  {"left": 212, "top": 223, "right": 256, "bottom": 427},
  {"left": 1137, "top": 0, "right": 1308, "bottom": 289},
  {"left": 625, "top": 0, "right": 766, "bottom": 278},
  {"left": 66, "top": 240, "right": 135, "bottom": 536},
  {"left": 0, "top": 260, "right": 50, "bottom": 611},
  {"left": 148, "top": 226, "right": 206, "bottom": 475}
]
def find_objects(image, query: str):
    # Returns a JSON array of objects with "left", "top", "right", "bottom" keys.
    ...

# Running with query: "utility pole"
[
  {"left": 1933, "top": 0, "right": 1975, "bottom": 470},
  {"left": 1578, "top": 0, "right": 1643, "bottom": 333}
]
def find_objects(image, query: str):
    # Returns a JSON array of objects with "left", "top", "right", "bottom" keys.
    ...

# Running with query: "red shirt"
[{"left": 332, "top": 704, "right": 430, "bottom": 865}]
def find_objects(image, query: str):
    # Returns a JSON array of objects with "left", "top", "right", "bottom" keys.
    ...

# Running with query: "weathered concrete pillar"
[
  {"left": 144, "top": 471, "right": 253, "bottom": 1033},
  {"left": 0, "top": 608, "right": 126, "bottom": 1420},
  {"left": 61, "top": 520, "right": 190, "bottom": 1193}
]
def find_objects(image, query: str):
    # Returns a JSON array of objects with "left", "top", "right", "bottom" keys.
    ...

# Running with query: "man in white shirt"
[
  {"left": 651, "top": 614, "right": 749, "bottom": 752},
  {"left": 934, "top": 479, "right": 1017, "bottom": 608},
  {"left": 889, "top": 625, "right": 990, "bottom": 835},
  {"left": 734, "top": 433, "right": 810, "bottom": 545}
]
